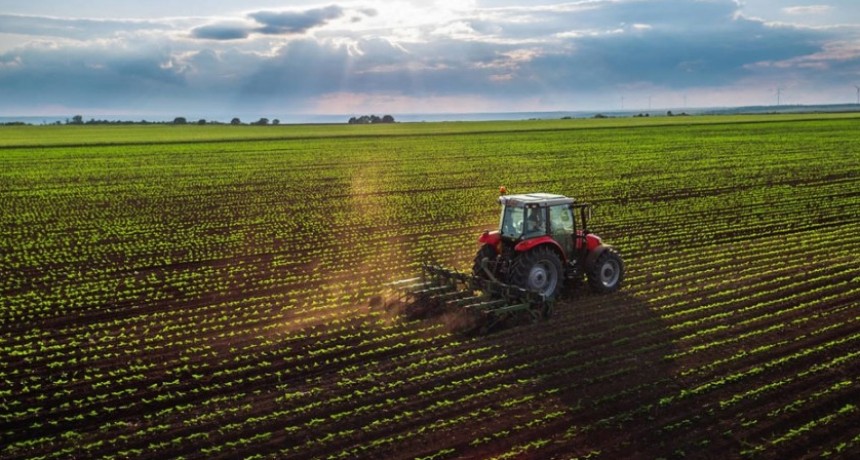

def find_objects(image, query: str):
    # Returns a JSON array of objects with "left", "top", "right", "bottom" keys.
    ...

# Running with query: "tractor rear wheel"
[
  {"left": 511, "top": 246, "right": 563, "bottom": 299},
  {"left": 587, "top": 247, "right": 624, "bottom": 293}
]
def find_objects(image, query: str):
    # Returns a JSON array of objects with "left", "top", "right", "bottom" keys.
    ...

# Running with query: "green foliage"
[{"left": 1, "top": 114, "right": 858, "bottom": 459}]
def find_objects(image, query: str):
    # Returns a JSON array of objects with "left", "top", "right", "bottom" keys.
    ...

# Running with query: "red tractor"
[
  {"left": 395, "top": 189, "right": 624, "bottom": 331},
  {"left": 473, "top": 191, "right": 624, "bottom": 299}
]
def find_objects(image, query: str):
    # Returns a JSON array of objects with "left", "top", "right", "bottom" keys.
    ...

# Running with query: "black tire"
[
  {"left": 472, "top": 244, "right": 498, "bottom": 279},
  {"left": 511, "top": 246, "right": 564, "bottom": 299},
  {"left": 587, "top": 247, "right": 624, "bottom": 293}
]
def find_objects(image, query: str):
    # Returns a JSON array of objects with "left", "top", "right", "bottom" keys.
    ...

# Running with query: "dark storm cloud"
[
  {"left": 191, "top": 5, "right": 350, "bottom": 41},
  {"left": 527, "top": 18, "right": 828, "bottom": 91},
  {"left": 190, "top": 23, "right": 251, "bottom": 40},
  {"left": 250, "top": 5, "right": 344, "bottom": 35},
  {"left": 0, "top": 44, "right": 185, "bottom": 109},
  {"left": 416, "top": 0, "right": 841, "bottom": 96}
]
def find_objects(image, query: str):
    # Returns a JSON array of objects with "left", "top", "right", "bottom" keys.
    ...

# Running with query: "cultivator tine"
[
  {"left": 408, "top": 284, "right": 455, "bottom": 298},
  {"left": 461, "top": 299, "right": 508, "bottom": 313},
  {"left": 432, "top": 290, "right": 476, "bottom": 303},
  {"left": 446, "top": 295, "right": 485, "bottom": 308},
  {"left": 489, "top": 302, "right": 530, "bottom": 314}
]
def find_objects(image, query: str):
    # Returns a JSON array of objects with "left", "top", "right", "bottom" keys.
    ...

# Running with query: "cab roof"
[{"left": 499, "top": 193, "right": 575, "bottom": 207}]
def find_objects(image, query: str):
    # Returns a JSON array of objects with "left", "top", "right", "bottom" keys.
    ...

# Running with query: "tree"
[
  {"left": 69, "top": 115, "right": 83, "bottom": 125},
  {"left": 173, "top": 117, "right": 187, "bottom": 125},
  {"left": 272, "top": 119, "right": 280, "bottom": 125},
  {"left": 197, "top": 119, "right": 207, "bottom": 125},
  {"left": 253, "top": 118, "right": 269, "bottom": 126},
  {"left": 231, "top": 118, "right": 242, "bottom": 125},
  {"left": 348, "top": 114, "right": 395, "bottom": 124}
]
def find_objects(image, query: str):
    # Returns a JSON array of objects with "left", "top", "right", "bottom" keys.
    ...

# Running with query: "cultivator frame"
[{"left": 391, "top": 264, "right": 553, "bottom": 334}]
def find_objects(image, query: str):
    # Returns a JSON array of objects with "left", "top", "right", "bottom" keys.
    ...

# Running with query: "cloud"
[
  {"left": 549, "top": 16, "right": 826, "bottom": 89},
  {"left": 0, "top": 42, "right": 186, "bottom": 111},
  {"left": 190, "top": 22, "right": 252, "bottom": 41},
  {"left": 386, "top": 0, "right": 832, "bottom": 95},
  {"left": 0, "top": 55, "right": 22, "bottom": 69},
  {"left": 250, "top": 5, "right": 344, "bottom": 35},
  {"left": 782, "top": 5, "right": 833, "bottom": 16},
  {"left": 747, "top": 39, "right": 860, "bottom": 77},
  {"left": 192, "top": 5, "right": 350, "bottom": 41},
  {"left": 0, "top": 14, "right": 170, "bottom": 40},
  {"left": 357, "top": 8, "right": 378, "bottom": 18}
]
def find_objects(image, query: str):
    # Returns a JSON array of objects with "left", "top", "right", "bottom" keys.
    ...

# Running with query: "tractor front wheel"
[
  {"left": 587, "top": 247, "right": 625, "bottom": 293},
  {"left": 511, "top": 246, "right": 563, "bottom": 299}
]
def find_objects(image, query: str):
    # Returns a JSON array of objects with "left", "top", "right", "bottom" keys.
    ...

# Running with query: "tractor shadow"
[
  {"left": 475, "top": 288, "right": 681, "bottom": 456},
  {"left": 368, "top": 278, "right": 687, "bottom": 457}
]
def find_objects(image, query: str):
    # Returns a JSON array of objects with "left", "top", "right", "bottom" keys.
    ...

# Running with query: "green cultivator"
[{"left": 391, "top": 264, "right": 554, "bottom": 334}]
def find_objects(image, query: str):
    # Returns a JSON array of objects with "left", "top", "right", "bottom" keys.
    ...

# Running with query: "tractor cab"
[{"left": 497, "top": 193, "right": 593, "bottom": 260}]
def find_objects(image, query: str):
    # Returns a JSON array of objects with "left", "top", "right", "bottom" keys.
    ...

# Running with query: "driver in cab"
[{"left": 526, "top": 209, "right": 544, "bottom": 235}]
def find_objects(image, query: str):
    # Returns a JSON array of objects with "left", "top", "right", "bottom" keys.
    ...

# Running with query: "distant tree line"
[
  {"left": 173, "top": 117, "right": 279, "bottom": 126},
  {"left": 2, "top": 114, "right": 358, "bottom": 127},
  {"left": 348, "top": 114, "right": 395, "bottom": 124},
  {"left": 57, "top": 115, "right": 282, "bottom": 126}
]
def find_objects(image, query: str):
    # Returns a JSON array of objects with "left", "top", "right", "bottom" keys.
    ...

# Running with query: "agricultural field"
[{"left": 1, "top": 114, "right": 859, "bottom": 459}]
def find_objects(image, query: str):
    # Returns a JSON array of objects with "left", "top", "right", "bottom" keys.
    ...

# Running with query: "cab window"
[
  {"left": 500, "top": 206, "right": 524, "bottom": 238},
  {"left": 549, "top": 205, "right": 574, "bottom": 233}
]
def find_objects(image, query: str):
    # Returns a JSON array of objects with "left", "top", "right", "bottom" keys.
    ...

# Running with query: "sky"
[{"left": 1, "top": 0, "right": 859, "bottom": 118}]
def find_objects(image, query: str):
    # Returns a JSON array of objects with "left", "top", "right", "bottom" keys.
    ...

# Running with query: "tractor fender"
[
  {"left": 585, "top": 244, "right": 614, "bottom": 270},
  {"left": 478, "top": 230, "right": 501, "bottom": 247},
  {"left": 575, "top": 232, "right": 603, "bottom": 251},
  {"left": 515, "top": 236, "right": 567, "bottom": 263}
]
